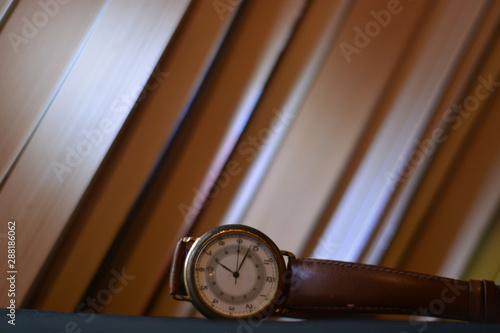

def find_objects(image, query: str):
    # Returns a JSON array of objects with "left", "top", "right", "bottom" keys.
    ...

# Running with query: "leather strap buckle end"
[{"left": 169, "top": 238, "right": 197, "bottom": 301}]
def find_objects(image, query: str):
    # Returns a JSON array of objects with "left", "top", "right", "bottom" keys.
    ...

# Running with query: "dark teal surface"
[{"left": 1, "top": 309, "right": 499, "bottom": 333}]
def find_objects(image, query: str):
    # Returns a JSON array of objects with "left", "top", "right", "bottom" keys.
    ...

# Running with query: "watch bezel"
[{"left": 184, "top": 224, "right": 287, "bottom": 320}]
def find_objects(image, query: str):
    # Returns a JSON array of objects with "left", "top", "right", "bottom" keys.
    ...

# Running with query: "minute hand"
[{"left": 237, "top": 246, "right": 252, "bottom": 272}]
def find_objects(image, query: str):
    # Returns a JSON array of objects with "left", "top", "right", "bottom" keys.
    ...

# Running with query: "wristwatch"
[{"left": 169, "top": 224, "right": 500, "bottom": 322}]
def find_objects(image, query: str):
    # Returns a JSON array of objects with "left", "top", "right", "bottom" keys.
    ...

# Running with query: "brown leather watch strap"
[
  {"left": 169, "top": 240, "right": 188, "bottom": 298},
  {"left": 282, "top": 259, "right": 500, "bottom": 322}
]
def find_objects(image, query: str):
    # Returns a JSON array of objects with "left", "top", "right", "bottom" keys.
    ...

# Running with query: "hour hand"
[{"left": 216, "top": 259, "right": 234, "bottom": 274}]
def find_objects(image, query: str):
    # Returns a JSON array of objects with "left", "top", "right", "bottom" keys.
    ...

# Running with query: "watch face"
[{"left": 185, "top": 225, "right": 286, "bottom": 319}]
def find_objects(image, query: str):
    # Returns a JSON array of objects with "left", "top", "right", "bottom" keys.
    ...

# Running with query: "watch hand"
[
  {"left": 236, "top": 240, "right": 241, "bottom": 271},
  {"left": 237, "top": 246, "right": 252, "bottom": 272},
  {"left": 216, "top": 259, "right": 234, "bottom": 274},
  {"left": 235, "top": 240, "right": 241, "bottom": 284}
]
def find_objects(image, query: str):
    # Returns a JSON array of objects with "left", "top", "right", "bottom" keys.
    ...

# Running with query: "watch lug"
[
  {"left": 172, "top": 294, "right": 192, "bottom": 302},
  {"left": 181, "top": 237, "right": 198, "bottom": 244},
  {"left": 274, "top": 307, "right": 290, "bottom": 315},
  {"left": 281, "top": 250, "right": 295, "bottom": 260}
]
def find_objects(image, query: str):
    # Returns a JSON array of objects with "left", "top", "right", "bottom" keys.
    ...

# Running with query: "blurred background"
[{"left": 1, "top": 0, "right": 499, "bottom": 319}]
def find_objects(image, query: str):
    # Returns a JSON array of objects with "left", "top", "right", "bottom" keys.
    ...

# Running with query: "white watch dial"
[{"left": 192, "top": 231, "right": 280, "bottom": 318}]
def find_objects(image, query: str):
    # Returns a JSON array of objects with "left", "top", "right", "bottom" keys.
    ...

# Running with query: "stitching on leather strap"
[{"left": 295, "top": 258, "right": 460, "bottom": 284}]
